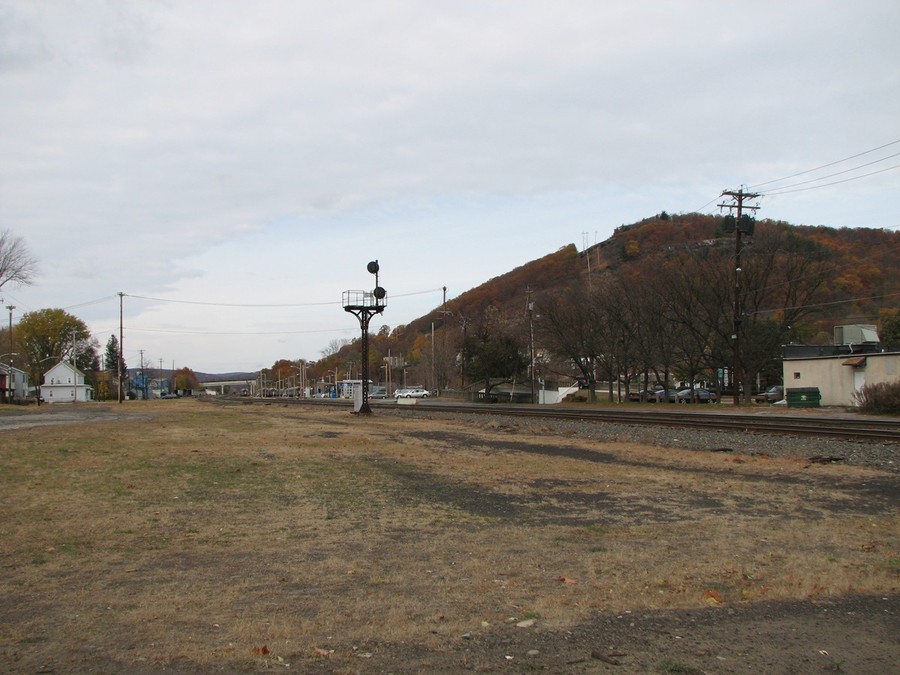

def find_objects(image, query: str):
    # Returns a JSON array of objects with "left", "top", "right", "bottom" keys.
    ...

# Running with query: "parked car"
[
  {"left": 754, "top": 385, "right": 784, "bottom": 403},
  {"left": 370, "top": 386, "right": 388, "bottom": 399},
  {"left": 395, "top": 387, "right": 430, "bottom": 399},
  {"left": 676, "top": 388, "right": 718, "bottom": 403},
  {"left": 628, "top": 388, "right": 661, "bottom": 402},
  {"left": 649, "top": 388, "right": 679, "bottom": 403}
]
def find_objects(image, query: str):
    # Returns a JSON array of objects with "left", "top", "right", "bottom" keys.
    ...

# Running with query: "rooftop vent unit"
[{"left": 834, "top": 324, "right": 879, "bottom": 346}]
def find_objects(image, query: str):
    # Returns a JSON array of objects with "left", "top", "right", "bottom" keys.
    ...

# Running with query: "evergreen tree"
[{"left": 104, "top": 335, "right": 125, "bottom": 372}]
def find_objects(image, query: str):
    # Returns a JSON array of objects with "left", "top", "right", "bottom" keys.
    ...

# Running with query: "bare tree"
[
  {"left": 536, "top": 285, "right": 600, "bottom": 402},
  {"left": 320, "top": 338, "right": 350, "bottom": 358},
  {"left": 0, "top": 229, "right": 38, "bottom": 289}
]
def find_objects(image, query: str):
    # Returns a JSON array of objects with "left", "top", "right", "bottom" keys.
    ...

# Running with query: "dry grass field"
[{"left": 0, "top": 399, "right": 897, "bottom": 673}]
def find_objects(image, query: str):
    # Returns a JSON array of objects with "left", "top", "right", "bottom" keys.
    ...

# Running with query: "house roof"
[{"left": 45, "top": 361, "right": 88, "bottom": 379}]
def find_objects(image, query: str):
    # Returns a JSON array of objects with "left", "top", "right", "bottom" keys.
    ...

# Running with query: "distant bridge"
[{"left": 198, "top": 378, "right": 257, "bottom": 396}]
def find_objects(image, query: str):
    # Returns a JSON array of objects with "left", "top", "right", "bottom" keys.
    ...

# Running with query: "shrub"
[{"left": 853, "top": 380, "right": 900, "bottom": 414}]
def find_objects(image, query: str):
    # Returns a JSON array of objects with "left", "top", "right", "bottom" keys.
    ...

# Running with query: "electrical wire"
[
  {"left": 63, "top": 295, "right": 118, "bottom": 311},
  {"left": 124, "top": 293, "right": 338, "bottom": 308},
  {"left": 748, "top": 139, "right": 900, "bottom": 189},
  {"left": 125, "top": 326, "right": 355, "bottom": 336},
  {"left": 692, "top": 139, "right": 900, "bottom": 214},
  {"left": 757, "top": 152, "right": 900, "bottom": 194},
  {"left": 760, "top": 162, "right": 900, "bottom": 196},
  {"left": 123, "top": 287, "right": 444, "bottom": 308},
  {"left": 748, "top": 290, "right": 900, "bottom": 317}
]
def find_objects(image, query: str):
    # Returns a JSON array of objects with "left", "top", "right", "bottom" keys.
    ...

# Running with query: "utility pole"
[
  {"left": 718, "top": 188, "right": 760, "bottom": 405},
  {"left": 118, "top": 292, "right": 124, "bottom": 403},
  {"left": 5, "top": 304, "right": 14, "bottom": 364},
  {"left": 5, "top": 305, "right": 13, "bottom": 404},
  {"left": 459, "top": 315, "right": 469, "bottom": 388},
  {"left": 526, "top": 288, "right": 536, "bottom": 404}
]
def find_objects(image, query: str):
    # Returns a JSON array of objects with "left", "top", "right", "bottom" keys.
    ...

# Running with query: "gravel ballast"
[{"left": 392, "top": 408, "right": 899, "bottom": 474}]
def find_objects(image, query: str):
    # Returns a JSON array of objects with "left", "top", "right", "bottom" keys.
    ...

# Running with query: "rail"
[{"left": 222, "top": 397, "right": 900, "bottom": 443}]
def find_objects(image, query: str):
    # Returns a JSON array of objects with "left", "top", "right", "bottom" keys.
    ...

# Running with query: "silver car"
[{"left": 395, "top": 387, "right": 430, "bottom": 398}]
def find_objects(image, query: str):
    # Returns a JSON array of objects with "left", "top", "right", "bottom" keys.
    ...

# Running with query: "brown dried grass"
[{"left": 0, "top": 399, "right": 896, "bottom": 672}]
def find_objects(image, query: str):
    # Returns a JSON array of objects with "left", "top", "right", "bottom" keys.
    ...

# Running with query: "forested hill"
[
  {"left": 405, "top": 212, "right": 900, "bottom": 347},
  {"left": 589, "top": 212, "right": 900, "bottom": 338}
]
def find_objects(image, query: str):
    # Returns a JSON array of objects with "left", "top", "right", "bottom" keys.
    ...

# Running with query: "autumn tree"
[
  {"left": 880, "top": 311, "right": 900, "bottom": 347},
  {"left": 173, "top": 367, "right": 200, "bottom": 391},
  {"left": 270, "top": 359, "right": 297, "bottom": 382},
  {"left": 16, "top": 309, "right": 99, "bottom": 386},
  {"left": 0, "top": 229, "right": 38, "bottom": 290}
]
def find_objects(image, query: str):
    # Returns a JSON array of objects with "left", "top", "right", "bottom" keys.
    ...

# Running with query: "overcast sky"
[{"left": 2, "top": 1, "right": 898, "bottom": 374}]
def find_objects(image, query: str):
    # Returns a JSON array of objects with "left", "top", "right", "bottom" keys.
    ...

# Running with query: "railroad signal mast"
[
  {"left": 343, "top": 261, "right": 387, "bottom": 415},
  {"left": 718, "top": 188, "right": 760, "bottom": 405}
]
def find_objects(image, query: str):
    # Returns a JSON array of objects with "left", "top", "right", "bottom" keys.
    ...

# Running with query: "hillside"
[
  {"left": 404, "top": 212, "right": 899, "bottom": 344},
  {"left": 317, "top": 212, "right": 900, "bottom": 391}
]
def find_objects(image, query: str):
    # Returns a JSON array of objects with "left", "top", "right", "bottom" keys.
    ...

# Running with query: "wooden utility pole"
[
  {"left": 718, "top": 188, "right": 760, "bottom": 405},
  {"left": 526, "top": 288, "right": 536, "bottom": 404},
  {"left": 118, "top": 292, "right": 124, "bottom": 403}
]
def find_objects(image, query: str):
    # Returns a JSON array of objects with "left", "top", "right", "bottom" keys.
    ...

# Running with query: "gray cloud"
[{"left": 1, "top": 1, "right": 898, "bottom": 370}]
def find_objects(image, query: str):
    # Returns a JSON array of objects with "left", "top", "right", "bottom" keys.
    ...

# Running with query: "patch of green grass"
[
  {"left": 659, "top": 658, "right": 704, "bottom": 674},
  {"left": 58, "top": 542, "right": 78, "bottom": 555}
]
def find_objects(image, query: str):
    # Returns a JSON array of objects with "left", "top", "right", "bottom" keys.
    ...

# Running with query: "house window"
[{"left": 793, "top": 372, "right": 801, "bottom": 379}]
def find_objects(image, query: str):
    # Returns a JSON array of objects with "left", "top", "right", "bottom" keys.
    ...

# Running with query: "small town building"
[
  {"left": 42, "top": 361, "right": 93, "bottom": 403},
  {"left": 782, "top": 324, "right": 900, "bottom": 407},
  {"left": 0, "top": 363, "right": 29, "bottom": 403}
]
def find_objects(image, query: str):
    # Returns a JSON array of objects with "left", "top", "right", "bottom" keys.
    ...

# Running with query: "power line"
[
  {"left": 124, "top": 293, "right": 339, "bottom": 308},
  {"left": 748, "top": 290, "right": 900, "bottom": 317},
  {"left": 692, "top": 139, "right": 900, "bottom": 214},
  {"left": 760, "top": 162, "right": 900, "bottom": 196},
  {"left": 757, "top": 152, "right": 900, "bottom": 193},
  {"left": 748, "top": 138, "right": 900, "bottom": 189},
  {"left": 123, "top": 287, "right": 444, "bottom": 308},
  {"left": 64, "top": 295, "right": 118, "bottom": 311},
  {"left": 126, "top": 326, "right": 355, "bottom": 336}
]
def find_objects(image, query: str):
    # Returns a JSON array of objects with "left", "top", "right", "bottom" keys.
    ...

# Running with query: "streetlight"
[
  {"left": 343, "top": 260, "right": 387, "bottom": 414},
  {"left": 288, "top": 364, "right": 304, "bottom": 398},
  {"left": 34, "top": 355, "right": 57, "bottom": 406}
]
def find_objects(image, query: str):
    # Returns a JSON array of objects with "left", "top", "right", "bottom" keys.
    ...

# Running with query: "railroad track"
[
  {"left": 417, "top": 403, "right": 900, "bottom": 443},
  {"left": 237, "top": 397, "right": 900, "bottom": 443}
]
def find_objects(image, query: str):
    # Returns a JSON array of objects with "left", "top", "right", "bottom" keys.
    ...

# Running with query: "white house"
[
  {"left": 42, "top": 361, "right": 93, "bottom": 403},
  {"left": 0, "top": 363, "right": 29, "bottom": 402}
]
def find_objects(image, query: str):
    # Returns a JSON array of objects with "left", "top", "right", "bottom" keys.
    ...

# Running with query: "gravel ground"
[{"left": 392, "top": 408, "right": 900, "bottom": 474}]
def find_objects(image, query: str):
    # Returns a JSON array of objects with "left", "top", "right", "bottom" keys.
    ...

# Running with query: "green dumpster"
[{"left": 786, "top": 387, "right": 821, "bottom": 408}]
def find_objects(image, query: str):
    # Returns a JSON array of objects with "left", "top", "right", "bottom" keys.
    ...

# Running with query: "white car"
[{"left": 395, "top": 387, "right": 430, "bottom": 398}]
